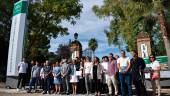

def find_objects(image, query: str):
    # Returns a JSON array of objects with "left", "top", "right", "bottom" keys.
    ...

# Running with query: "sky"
[{"left": 49, "top": 0, "right": 131, "bottom": 58}]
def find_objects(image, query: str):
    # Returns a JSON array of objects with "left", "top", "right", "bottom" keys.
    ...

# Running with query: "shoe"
[
  {"left": 42, "top": 91, "right": 47, "bottom": 94},
  {"left": 47, "top": 91, "right": 51, "bottom": 94},
  {"left": 21, "top": 87, "right": 25, "bottom": 90},
  {"left": 17, "top": 88, "right": 19, "bottom": 92},
  {"left": 27, "top": 90, "right": 31, "bottom": 93},
  {"left": 66, "top": 92, "right": 69, "bottom": 95}
]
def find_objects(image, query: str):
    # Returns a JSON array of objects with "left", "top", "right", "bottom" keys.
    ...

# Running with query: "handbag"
[{"left": 151, "top": 72, "right": 159, "bottom": 80}]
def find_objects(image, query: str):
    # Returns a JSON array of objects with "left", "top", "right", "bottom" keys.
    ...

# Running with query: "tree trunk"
[
  {"left": 92, "top": 51, "right": 95, "bottom": 60},
  {"left": 158, "top": 10, "right": 170, "bottom": 69}
]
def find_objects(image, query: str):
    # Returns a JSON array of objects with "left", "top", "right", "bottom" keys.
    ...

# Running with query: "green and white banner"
[{"left": 7, "top": 0, "right": 28, "bottom": 76}]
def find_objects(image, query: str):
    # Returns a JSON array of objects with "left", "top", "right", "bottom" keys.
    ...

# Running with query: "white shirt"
[
  {"left": 150, "top": 60, "right": 160, "bottom": 70},
  {"left": 117, "top": 57, "right": 130, "bottom": 72},
  {"left": 18, "top": 62, "right": 28, "bottom": 73},
  {"left": 40, "top": 68, "right": 45, "bottom": 78},
  {"left": 101, "top": 62, "right": 108, "bottom": 71},
  {"left": 84, "top": 62, "right": 92, "bottom": 74},
  {"left": 117, "top": 57, "right": 130, "bottom": 67}
]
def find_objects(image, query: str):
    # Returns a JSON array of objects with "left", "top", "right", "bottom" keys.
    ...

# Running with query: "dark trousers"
[
  {"left": 93, "top": 79, "right": 102, "bottom": 93},
  {"left": 78, "top": 77, "right": 86, "bottom": 93},
  {"left": 44, "top": 77, "right": 51, "bottom": 92},
  {"left": 17, "top": 73, "right": 27, "bottom": 88},
  {"left": 119, "top": 73, "right": 132, "bottom": 96},
  {"left": 133, "top": 79, "right": 147, "bottom": 96},
  {"left": 62, "top": 76, "right": 70, "bottom": 93}
]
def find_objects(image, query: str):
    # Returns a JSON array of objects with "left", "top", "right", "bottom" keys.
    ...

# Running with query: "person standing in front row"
[
  {"left": 91, "top": 57, "right": 104, "bottom": 96},
  {"left": 42, "top": 60, "right": 52, "bottom": 94},
  {"left": 106, "top": 53, "right": 118, "bottom": 96},
  {"left": 61, "top": 59, "right": 70, "bottom": 95},
  {"left": 84, "top": 56, "right": 93, "bottom": 95},
  {"left": 149, "top": 54, "right": 161, "bottom": 96},
  {"left": 70, "top": 59, "right": 79, "bottom": 95},
  {"left": 130, "top": 50, "right": 147, "bottom": 96},
  {"left": 117, "top": 50, "right": 132, "bottom": 96},
  {"left": 27, "top": 61, "right": 41, "bottom": 93},
  {"left": 17, "top": 58, "right": 28, "bottom": 92},
  {"left": 52, "top": 61, "right": 62, "bottom": 94}
]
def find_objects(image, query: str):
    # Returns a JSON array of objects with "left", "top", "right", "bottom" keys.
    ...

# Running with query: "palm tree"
[
  {"left": 88, "top": 38, "right": 98, "bottom": 59},
  {"left": 154, "top": 0, "right": 170, "bottom": 68}
]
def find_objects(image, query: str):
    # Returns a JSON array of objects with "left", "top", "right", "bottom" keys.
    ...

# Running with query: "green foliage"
[
  {"left": 24, "top": 0, "right": 82, "bottom": 60},
  {"left": 0, "top": 0, "right": 13, "bottom": 80},
  {"left": 88, "top": 38, "right": 98, "bottom": 52},
  {"left": 93, "top": 0, "right": 169, "bottom": 53},
  {"left": 56, "top": 44, "right": 71, "bottom": 59}
]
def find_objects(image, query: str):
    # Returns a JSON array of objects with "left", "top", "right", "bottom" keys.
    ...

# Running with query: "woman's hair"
[
  {"left": 149, "top": 54, "right": 156, "bottom": 61},
  {"left": 85, "top": 56, "right": 91, "bottom": 62},
  {"left": 94, "top": 57, "right": 100, "bottom": 64}
]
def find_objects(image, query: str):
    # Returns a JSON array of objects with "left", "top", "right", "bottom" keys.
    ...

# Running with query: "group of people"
[{"left": 16, "top": 50, "right": 161, "bottom": 96}]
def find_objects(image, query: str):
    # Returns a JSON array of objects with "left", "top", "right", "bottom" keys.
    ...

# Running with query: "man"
[
  {"left": 105, "top": 53, "right": 118, "bottom": 96},
  {"left": 61, "top": 59, "right": 71, "bottom": 95},
  {"left": 17, "top": 58, "right": 28, "bottom": 91},
  {"left": 131, "top": 50, "right": 147, "bottom": 96},
  {"left": 42, "top": 60, "right": 52, "bottom": 94},
  {"left": 27, "top": 61, "right": 41, "bottom": 93},
  {"left": 117, "top": 50, "right": 132, "bottom": 96}
]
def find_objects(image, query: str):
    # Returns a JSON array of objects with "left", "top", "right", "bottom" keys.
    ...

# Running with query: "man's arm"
[
  {"left": 125, "top": 58, "right": 131, "bottom": 73},
  {"left": 117, "top": 59, "right": 120, "bottom": 71}
]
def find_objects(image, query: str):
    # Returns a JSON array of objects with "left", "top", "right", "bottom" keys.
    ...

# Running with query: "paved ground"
[{"left": 1, "top": 82, "right": 170, "bottom": 96}]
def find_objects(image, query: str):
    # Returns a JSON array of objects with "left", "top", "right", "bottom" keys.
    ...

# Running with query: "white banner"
[{"left": 7, "top": 0, "right": 27, "bottom": 76}]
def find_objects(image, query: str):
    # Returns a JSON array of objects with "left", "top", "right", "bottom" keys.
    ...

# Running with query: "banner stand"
[{"left": 6, "top": 0, "right": 28, "bottom": 88}]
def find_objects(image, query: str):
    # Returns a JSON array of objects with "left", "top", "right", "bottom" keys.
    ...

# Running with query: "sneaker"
[
  {"left": 27, "top": 90, "right": 31, "bottom": 93},
  {"left": 17, "top": 88, "right": 19, "bottom": 92},
  {"left": 42, "top": 91, "right": 47, "bottom": 94},
  {"left": 66, "top": 92, "right": 69, "bottom": 95},
  {"left": 47, "top": 91, "right": 51, "bottom": 94}
]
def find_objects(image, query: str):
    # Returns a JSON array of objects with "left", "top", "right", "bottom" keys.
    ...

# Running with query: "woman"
[
  {"left": 84, "top": 56, "right": 93, "bottom": 95},
  {"left": 149, "top": 54, "right": 161, "bottom": 96},
  {"left": 52, "top": 61, "right": 62, "bottom": 94},
  {"left": 91, "top": 57, "right": 104, "bottom": 96},
  {"left": 70, "top": 59, "right": 79, "bottom": 95}
]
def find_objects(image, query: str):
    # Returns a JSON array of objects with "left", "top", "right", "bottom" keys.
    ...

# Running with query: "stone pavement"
[{"left": 1, "top": 83, "right": 170, "bottom": 96}]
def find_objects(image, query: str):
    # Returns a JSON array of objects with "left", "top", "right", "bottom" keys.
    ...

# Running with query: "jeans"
[
  {"left": 151, "top": 79, "right": 161, "bottom": 96},
  {"left": 17, "top": 73, "right": 27, "bottom": 89},
  {"left": 29, "top": 77, "right": 38, "bottom": 90},
  {"left": 62, "top": 76, "right": 70, "bottom": 93},
  {"left": 85, "top": 74, "right": 92, "bottom": 93},
  {"left": 107, "top": 75, "right": 118, "bottom": 95},
  {"left": 119, "top": 73, "right": 132, "bottom": 96}
]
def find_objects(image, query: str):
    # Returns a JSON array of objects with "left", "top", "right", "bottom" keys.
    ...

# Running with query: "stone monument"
[
  {"left": 69, "top": 33, "right": 82, "bottom": 59},
  {"left": 137, "top": 32, "right": 151, "bottom": 58}
]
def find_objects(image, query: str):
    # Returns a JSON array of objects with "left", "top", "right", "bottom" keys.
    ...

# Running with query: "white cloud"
[{"left": 49, "top": 0, "right": 123, "bottom": 58}]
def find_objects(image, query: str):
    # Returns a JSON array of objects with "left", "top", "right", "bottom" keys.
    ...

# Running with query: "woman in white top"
[
  {"left": 84, "top": 56, "right": 93, "bottom": 95},
  {"left": 70, "top": 59, "right": 79, "bottom": 95},
  {"left": 149, "top": 54, "right": 161, "bottom": 96}
]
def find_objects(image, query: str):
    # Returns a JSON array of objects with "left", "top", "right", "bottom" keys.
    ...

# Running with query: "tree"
[
  {"left": 24, "top": 0, "right": 82, "bottom": 60},
  {"left": 88, "top": 38, "right": 98, "bottom": 59},
  {"left": 0, "top": 0, "right": 13, "bottom": 81},
  {"left": 56, "top": 44, "right": 71, "bottom": 59},
  {"left": 93, "top": 0, "right": 155, "bottom": 51},
  {"left": 155, "top": 0, "right": 170, "bottom": 68},
  {"left": 93, "top": 0, "right": 170, "bottom": 68}
]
